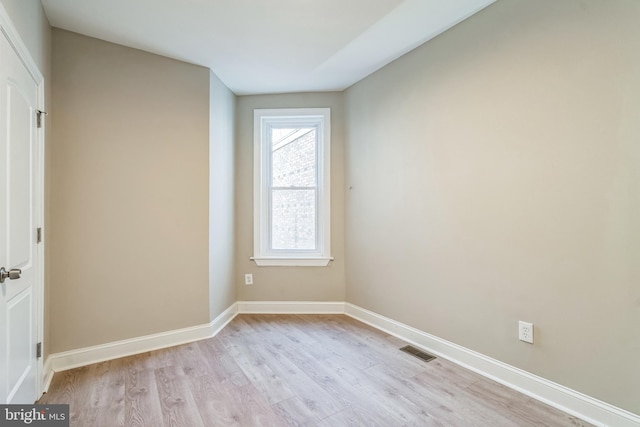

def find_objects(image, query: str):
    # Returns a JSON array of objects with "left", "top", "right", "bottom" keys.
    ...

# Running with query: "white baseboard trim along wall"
[
  {"left": 342, "top": 303, "right": 640, "bottom": 427},
  {"left": 236, "top": 300, "right": 345, "bottom": 314},
  {"left": 43, "top": 301, "right": 639, "bottom": 427},
  {"left": 44, "top": 303, "right": 238, "bottom": 382}
]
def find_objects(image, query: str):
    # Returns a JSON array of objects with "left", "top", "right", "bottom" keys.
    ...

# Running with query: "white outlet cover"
[
  {"left": 244, "top": 274, "right": 253, "bottom": 285},
  {"left": 518, "top": 321, "right": 534, "bottom": 344}
]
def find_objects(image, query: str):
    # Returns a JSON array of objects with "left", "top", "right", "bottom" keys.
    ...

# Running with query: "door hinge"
[
  {"left": 36, "top": 110, "right": 47, "bottom": 128},
  {"left": 36, "top": 342, "right": 42, "bottom": 359},
  {"left": 37, "top": 227, "right": 42, "bottom": 243}
]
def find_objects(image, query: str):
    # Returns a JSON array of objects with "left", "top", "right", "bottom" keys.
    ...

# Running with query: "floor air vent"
[{"left": 399, "top": 345, "right": 436, "bottom": 363}]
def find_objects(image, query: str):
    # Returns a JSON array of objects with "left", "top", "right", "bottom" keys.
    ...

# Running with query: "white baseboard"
[
  {"left": 344, "top": 303, "right": 640, "bottom": 427},
  {"left": 41, "top": 300, "right": 639, "bottom": 426},
  {"left": 45, "top": 303, "right": 238, "bottom": 374},
  {"left": 237, "top": 300, "right": 345, "bottom": 314},
  {"left": 210, "top": 303, "right": 239, "bottom": 336},
  {"left": 42, "top": 357, "right": 54, "bottom": 394}
]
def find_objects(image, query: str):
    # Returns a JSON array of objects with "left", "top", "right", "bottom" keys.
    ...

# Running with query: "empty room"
[{"left": 0, "top": 0, "right": 638, "bottom": 426}]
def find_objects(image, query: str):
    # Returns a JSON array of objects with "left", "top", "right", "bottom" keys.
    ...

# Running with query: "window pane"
[
  {"left": 271, "top": 189, "right": 316, "bottom": 250},
  {"left": 272, "top": 128, "right": 316, "bottom": 187},
  {"left": 271, "top": 128, "right": 298, "bottom": 143}
]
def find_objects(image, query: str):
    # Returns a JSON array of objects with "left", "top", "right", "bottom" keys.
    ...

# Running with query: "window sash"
[
  {"left": 267, "top": 124, "right": 320, "bottom": 252},
  {"left": 269, "top": 187, "right": 318, "bottom": 252},
  {"left": 253, "top": 108, "right": 331, "bottom": 266}
]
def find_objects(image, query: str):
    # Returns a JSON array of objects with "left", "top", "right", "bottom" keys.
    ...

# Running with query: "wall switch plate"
[
  {"left": 519, "top": 321, "right": 534, "bottom": 344},
  {"left": 244, "top": 274, "right": 253, "bottom": 285}
]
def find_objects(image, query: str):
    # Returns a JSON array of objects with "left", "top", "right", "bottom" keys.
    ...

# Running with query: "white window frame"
[{"left": 252, "top": 108, "right": 331, "bottom": 267}]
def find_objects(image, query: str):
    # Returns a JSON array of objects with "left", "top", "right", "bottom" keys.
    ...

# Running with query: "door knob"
[{"left": 0, "top": 267, "right": 21, "bottom": 284}]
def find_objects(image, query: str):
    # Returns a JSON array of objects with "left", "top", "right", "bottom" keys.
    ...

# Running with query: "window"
[{"left": 253, "top": 108, "right": 331, "bottom": 266}]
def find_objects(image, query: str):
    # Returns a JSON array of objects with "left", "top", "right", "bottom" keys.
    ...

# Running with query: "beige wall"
[
  {"left": 236, "top": 93, "right": 346, "bottom": 302},
  {"left": 209, "top": 70, "right": 237, "bottom": 320},
  {"left": 0, "top": 0, "right": 52, "bottom": 358},
  {"left": 50, "top": 30, "right": 210, "bottom": 352},
  {"left": 344, "top": 0, "right": 640, "bottom": 414}
]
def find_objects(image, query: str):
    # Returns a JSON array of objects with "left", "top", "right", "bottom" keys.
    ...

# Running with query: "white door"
[{"left": 0, "top": 27, "right": 41, "bottom": 404}]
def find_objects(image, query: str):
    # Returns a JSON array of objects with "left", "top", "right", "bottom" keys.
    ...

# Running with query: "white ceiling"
[{"left": 40, "top": 0, "right": 496, "bottom": 95}]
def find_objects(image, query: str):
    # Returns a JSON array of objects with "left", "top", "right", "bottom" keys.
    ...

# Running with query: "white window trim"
[{"left": 252, "top": 108, "right": 332, "bottom": 267}]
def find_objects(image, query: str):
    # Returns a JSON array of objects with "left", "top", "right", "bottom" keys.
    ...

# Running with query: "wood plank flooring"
[{"left": 39, "top": 314, "right": 592, "bottom": 426}]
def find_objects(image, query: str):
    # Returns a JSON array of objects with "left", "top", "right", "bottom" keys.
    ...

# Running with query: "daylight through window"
[{"left": 253, "top": 108, "right": 331, "bottom": 266}]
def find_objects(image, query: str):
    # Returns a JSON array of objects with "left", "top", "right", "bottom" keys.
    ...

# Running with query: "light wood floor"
[{"left": 39, "top": 314, "right": 592, "bottom": 426}]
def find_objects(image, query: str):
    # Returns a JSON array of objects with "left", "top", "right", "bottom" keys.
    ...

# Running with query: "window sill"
[{"left": 250, "top": 257, "right": 334, "bottom": 267}]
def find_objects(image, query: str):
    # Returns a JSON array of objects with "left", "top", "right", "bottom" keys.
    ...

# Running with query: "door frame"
[{"left": 0, "top": 3, "right": 46, "bottom": 400}]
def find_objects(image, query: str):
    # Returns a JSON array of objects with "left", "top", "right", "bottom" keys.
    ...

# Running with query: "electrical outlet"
[
  {"left": 518, "top": 321, "right": 534, "bottom": 344},
  {"left": 244, "top": 274, "right": 253, "bottom": 285}
]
